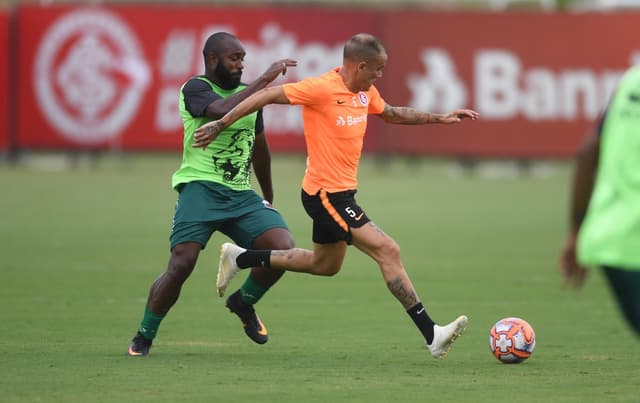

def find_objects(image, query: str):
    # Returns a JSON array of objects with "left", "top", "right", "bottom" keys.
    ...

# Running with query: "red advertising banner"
[
  {"left": 16, "top": 5, "right": 379, "bottom": 151},
  {"left": 382, "top": 11, "right": 640, "bottom": 157},
  {"left": 0, "top": 9, "right": 8, "bottom": 152},
  {"left": 15, "top": 6, "right": 640, "bottom": 157}
]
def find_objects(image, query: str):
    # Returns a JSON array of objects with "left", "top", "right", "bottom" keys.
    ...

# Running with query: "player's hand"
[
  {"left": 193, "top": 120, "right": 225, "bottom": 149},
  {"left": 442, "top": 109, "right": 480, "bottom": 123},
  {"left": 261, "top": 59, "right": 297, "bottom": 82},
  {"left": 559, "top": 233, "right": 589, "bottom": 289}
]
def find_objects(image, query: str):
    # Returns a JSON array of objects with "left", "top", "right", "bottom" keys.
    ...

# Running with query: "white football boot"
[
  {"left": 216, "top": 243, "right": 245, "bottom": 297},
  {"left": 427, "top": 315, "right": 469, "bottom": 359}
]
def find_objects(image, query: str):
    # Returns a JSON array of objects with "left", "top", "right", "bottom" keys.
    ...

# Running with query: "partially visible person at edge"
[
  {"left": 195, "top": 33, "right": 480, "bottom": 359},
  {"left": 559, "top": 65, "right": 640, "bottom": 337},
  {"left": 127, "top": 32, "right": 298, "bottom": 356}
]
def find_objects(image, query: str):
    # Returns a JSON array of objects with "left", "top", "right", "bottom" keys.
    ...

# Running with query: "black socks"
[
  {"left": 407, "top": 302, "right": 436, "bottom": 344},
  {"left": 236, "top": 250, "right": 271, "bottom": 269}
]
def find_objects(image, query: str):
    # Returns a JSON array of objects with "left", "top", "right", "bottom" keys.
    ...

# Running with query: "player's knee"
[
  {"left": 167, "top": 251, "right": 196, "bottom": 282},
  {"left": 314, "top": 266, "right": 340, "bottom": 276},
  {"left": 312, "top": 260, "right": 341, "bottom": 276},
  {"left": 254, "top": 229, "right": 296, "bottom": 250},
  {"left": 377, "top": 239, "right": 401, "bottom": 264},
  {"left": 266, "top": 237, "right": 295, "bottom": 250}
]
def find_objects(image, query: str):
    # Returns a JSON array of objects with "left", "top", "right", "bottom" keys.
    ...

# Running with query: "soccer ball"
[{"left": 489, "top": 317, "right": 536, "bottom": 364}]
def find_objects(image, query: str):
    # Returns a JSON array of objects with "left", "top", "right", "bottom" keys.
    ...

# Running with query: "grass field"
[{"left": 1, "top": 154, "right": 638, "bottom": 403}]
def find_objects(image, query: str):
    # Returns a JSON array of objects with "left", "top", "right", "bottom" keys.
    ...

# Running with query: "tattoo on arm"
[
  {"left": 386, "top": 277, "right": 419, "bottom": 309},
  {"left": 382, "top": 105, "right": 440, "bottom": 125}
]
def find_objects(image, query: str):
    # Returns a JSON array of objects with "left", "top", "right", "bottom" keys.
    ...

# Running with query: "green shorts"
[{"left": 169, "top": 181, "right": 288, "bottom": 250}]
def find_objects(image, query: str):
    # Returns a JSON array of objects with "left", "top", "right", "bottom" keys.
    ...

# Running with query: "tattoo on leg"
[
  {"left": 368, "top": 222, "right": 386, "bottom": 236},
  {"left": 272, "top": 249, "right": 300, "bottom": 260},
  {"left": 299, "top": 249, "right": 312, "bottom": 261},
  {"left": 270, "top": 248, "right": 313, "bottom": 270},
  {"left": 387, "top": 277, "right": 419, "bottom": 309}
]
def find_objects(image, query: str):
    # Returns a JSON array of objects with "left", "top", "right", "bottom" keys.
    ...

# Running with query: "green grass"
[{"left": 1, "top": 154, "right": 638, "bottom": 403}]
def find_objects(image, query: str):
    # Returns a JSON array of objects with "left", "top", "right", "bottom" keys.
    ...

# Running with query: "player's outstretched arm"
[
  {"left": 193, "top": 86, "right": 290, "bottom": 149},
  {"left": 378, "top": 104, "right": 479, "bottom": 125},
  {"left": 205, "top": 59, "right": 296, "bottom": 119}
]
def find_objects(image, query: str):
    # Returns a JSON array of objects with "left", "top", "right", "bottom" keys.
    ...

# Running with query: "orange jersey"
[{"left": 283, "top": 68, "right": 385, "bottom": 194}]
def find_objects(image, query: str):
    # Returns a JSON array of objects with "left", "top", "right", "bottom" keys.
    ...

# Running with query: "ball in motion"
[{"left": 489, "top": 317, "right": 536, "bottom": 364}]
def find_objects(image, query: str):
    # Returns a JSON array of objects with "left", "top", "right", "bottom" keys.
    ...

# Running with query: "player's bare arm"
[
  {"left": 559, "top": 123, "right": 601, "bottom": 288},
  {"left": 379, "top": 104, "right": 479, "bottom": 125},
  {"left": 570, "top": 126, "right": 601, "bottom": 235},
  {"left": 252, "top": 131, "right": 274, "bottom": 204},
  {"left": 205, "top": 59, "right": 296, "bottom": 119},
  {"left": 193, "top": 86, "right": 291, "bottom": 149}
]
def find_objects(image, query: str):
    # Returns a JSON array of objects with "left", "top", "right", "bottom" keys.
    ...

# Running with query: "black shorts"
[{"left": 301, "top": 189, "right": 370, "bottom": 244}]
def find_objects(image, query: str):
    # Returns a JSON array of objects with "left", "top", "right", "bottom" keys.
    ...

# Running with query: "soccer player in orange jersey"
[{"left": 194, "top": 33, "right": 479, "bottom": 358}]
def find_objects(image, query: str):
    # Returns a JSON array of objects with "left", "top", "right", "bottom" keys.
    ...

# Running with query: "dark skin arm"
[
  {"left": 559, "top": 118, "right": 602, "bottom": 288},
  {"left": 204, "top": 59, "right": 296, "bottom": 119},
  {"left": 193, "top": 86, "right": 290, "bottom": 149},
  {"left": 252, "top": 130, "right": 274, "bottom": 204},
  {"left": 570, "top": 126, "right": 601, "bottom": 233}
]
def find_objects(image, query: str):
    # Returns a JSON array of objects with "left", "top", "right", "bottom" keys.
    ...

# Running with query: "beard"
[{"left": 215, "top": 63, "right": 242, "bottom": 89}]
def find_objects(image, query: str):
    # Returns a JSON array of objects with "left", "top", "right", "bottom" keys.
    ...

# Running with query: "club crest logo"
[
  {"left": 34, "top": 9, "right": 150, "bottom": 144},
  {"left": 358, "top": 92, "right": 368, "bottom": 106}
]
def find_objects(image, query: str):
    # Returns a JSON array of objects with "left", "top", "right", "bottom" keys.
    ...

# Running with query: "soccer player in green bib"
[
  {"left": 560, "top": 65, "right": 640, "bottom": 337},
  {"left": 127, "top": 32, "right": 297, "bottom": 356}
]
